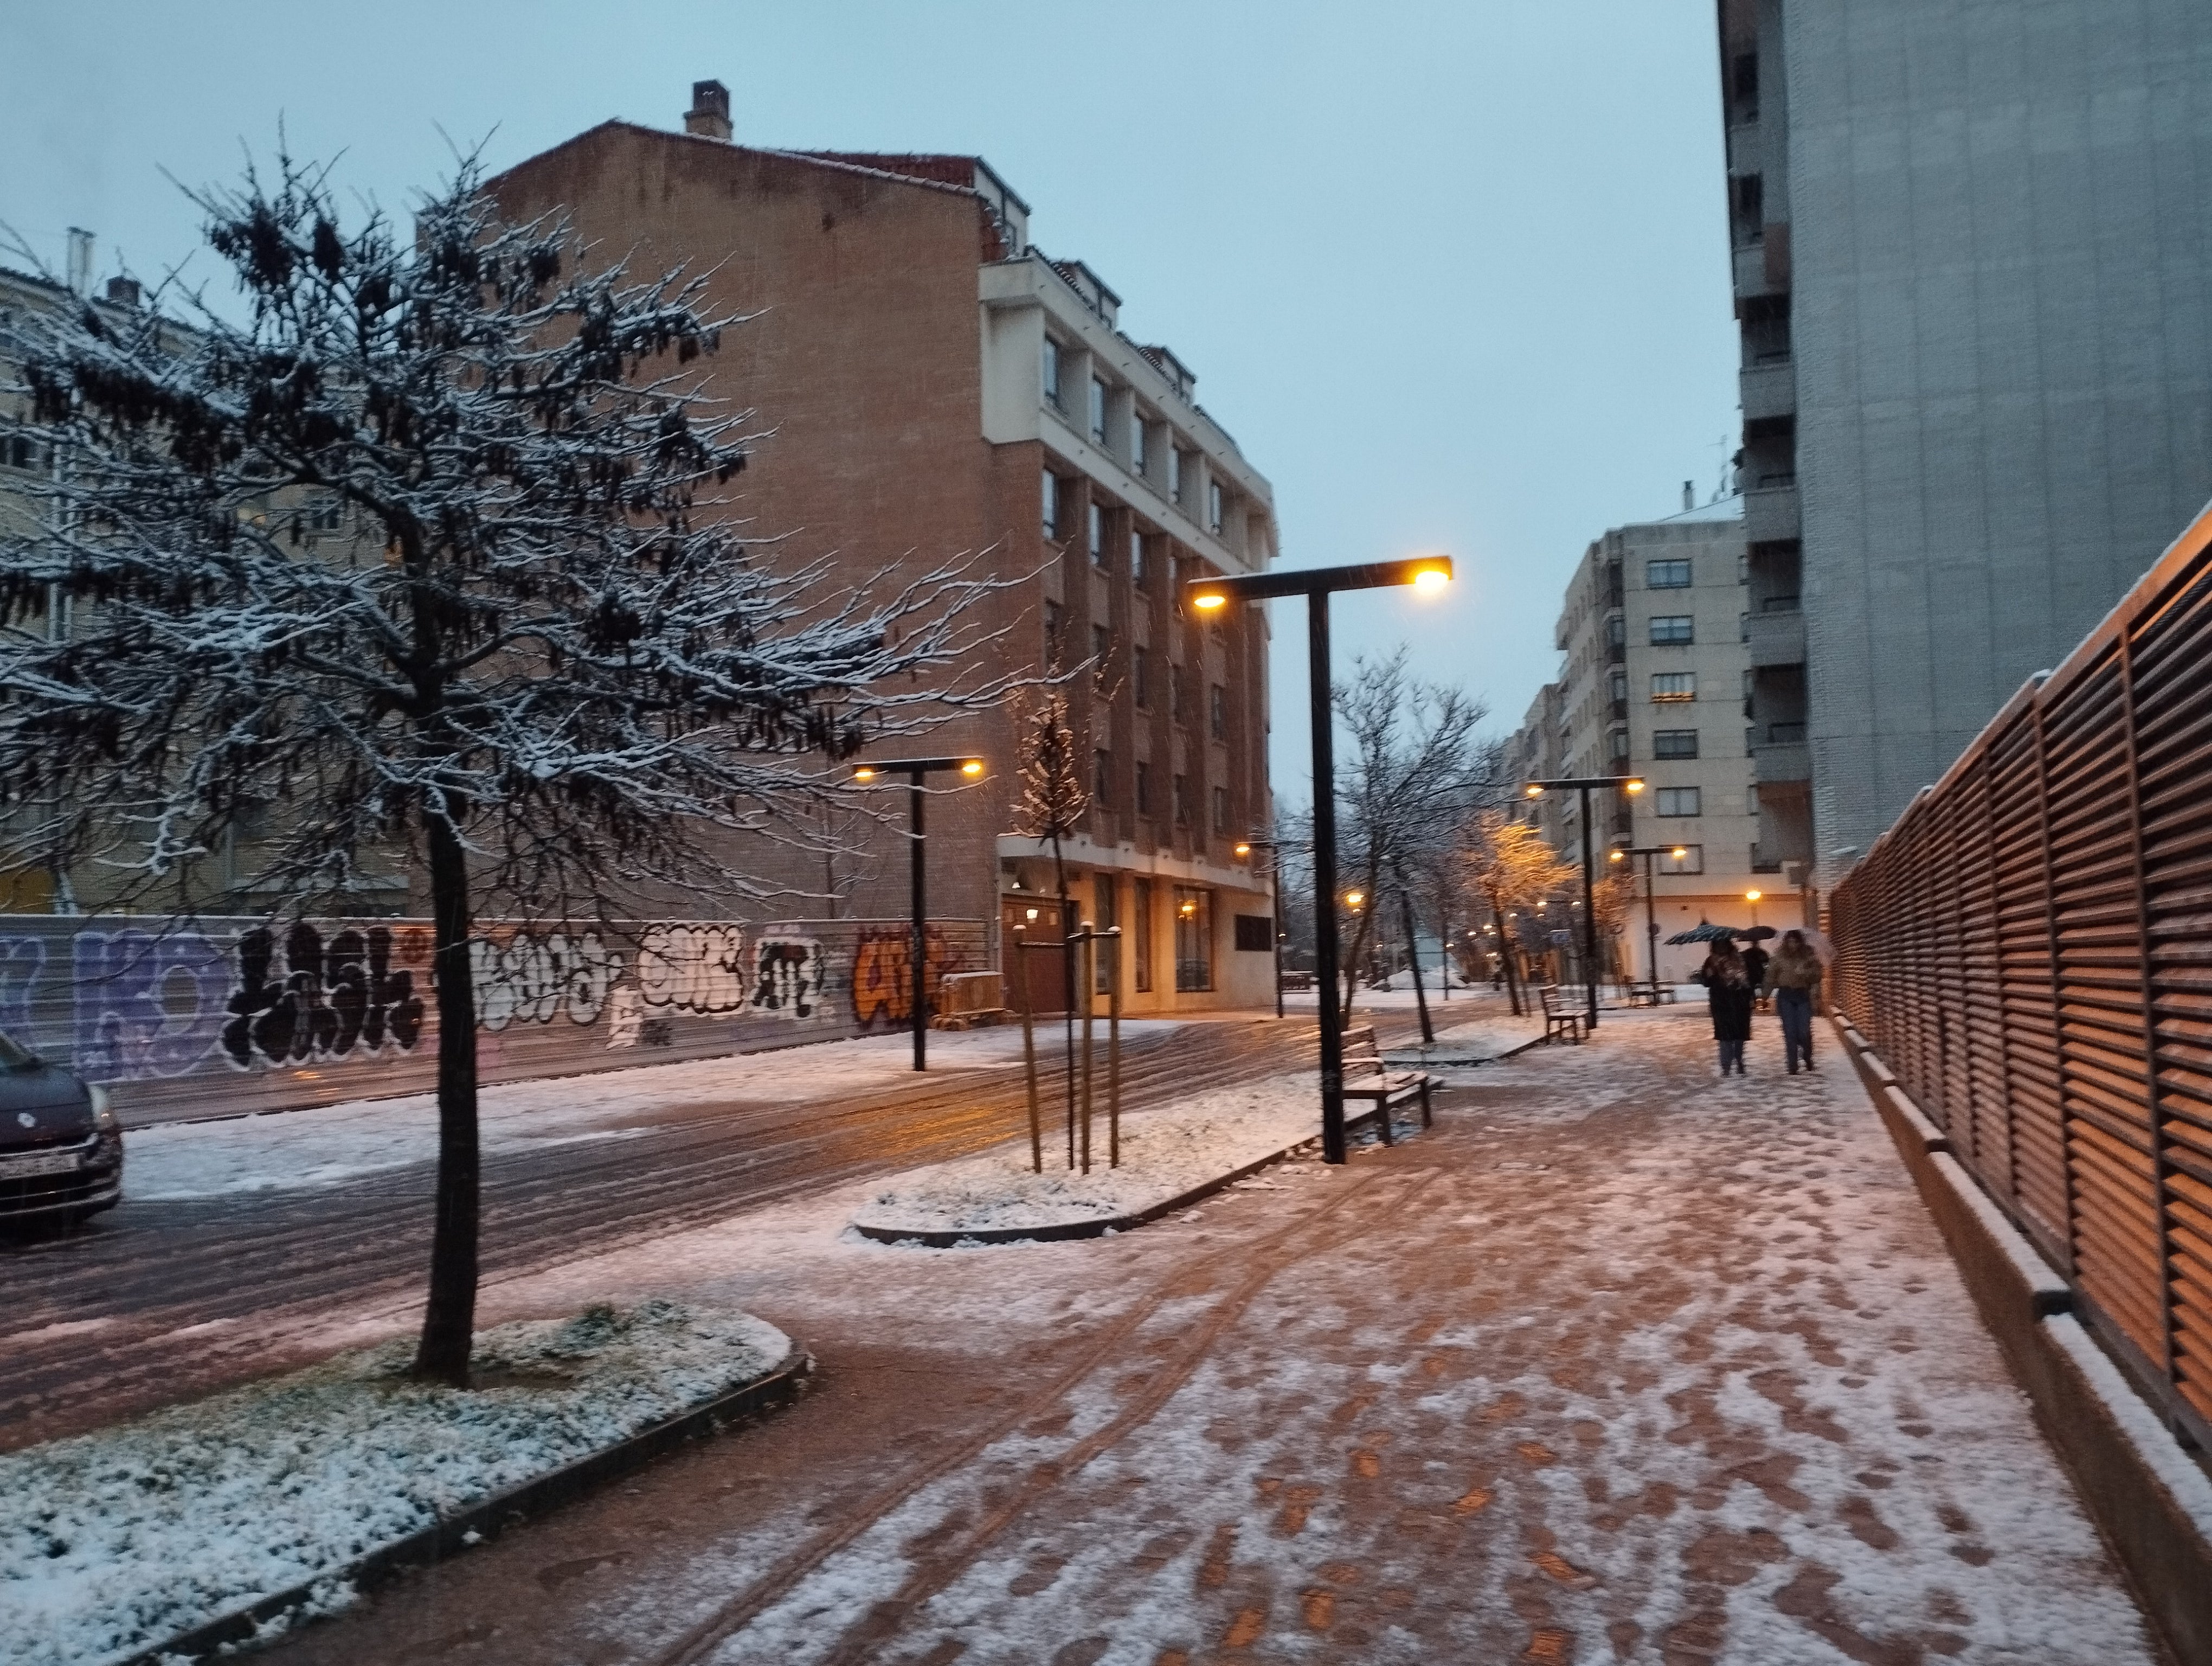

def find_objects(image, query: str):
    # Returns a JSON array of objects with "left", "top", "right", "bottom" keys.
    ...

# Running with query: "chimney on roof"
[
  {"left": 66, "top": 228, "right": 93, "bottom": 297},
  {"left": 1682, "top": 479, "right": 1694, "bottom": 513},
  {"left": 685, "top": 80, "right": 731, "bottom": 142},
  {"left": 105, "top": 276, "right": 141, "bottom": 309}
]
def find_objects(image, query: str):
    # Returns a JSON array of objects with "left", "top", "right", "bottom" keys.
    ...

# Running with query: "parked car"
[{"left": 0, "top": 1029, "right": 123, "bottom": 1226}]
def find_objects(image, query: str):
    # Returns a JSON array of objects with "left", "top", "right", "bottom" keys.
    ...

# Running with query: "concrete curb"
[
  {"left": 125, "top": 1342, "right": 814, "bottom": 1666},
  {"left": 851, "top": 1137, "right": 1323, "bottom": 1248},
  {"left": 1834, "top": 1017, "right": 2212, "bottom": 1666}
]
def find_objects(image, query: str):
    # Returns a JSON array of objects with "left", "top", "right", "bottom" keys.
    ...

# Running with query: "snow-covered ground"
[
  {"left": 850, "top": 1075, "right": 1320, "bottom": 1238},
  {"left": 259, "top": 1005, "right": 2158, "bottom": 1665},
  {"left": 125, "top": 1020, "right": 1191, "bottom": 1201},
  {"left": 0, "top": 1302, "right": 788, "bottom": 1666},
  {"left": 1394, "top": 1012, "right": 1546, "bottom": 1062}
]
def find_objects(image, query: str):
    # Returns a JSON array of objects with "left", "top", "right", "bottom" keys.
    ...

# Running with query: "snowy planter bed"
[
  {"left": 2, "top": 1302, "right": 801, "bottom": 1666},
  {"left": 1392, "top": 1014, "right": 1547, "bottom": 1066},
  {"left": 851, "top": 1075, "right": 1323, "bottom": 1246}
]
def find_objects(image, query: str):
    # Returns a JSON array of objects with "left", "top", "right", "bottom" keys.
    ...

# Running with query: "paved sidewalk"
[{"left": 267, "top": 1008, "right": 2156, "bottom": 1665}]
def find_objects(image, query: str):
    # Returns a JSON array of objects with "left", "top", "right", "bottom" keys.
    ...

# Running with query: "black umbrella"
[
  {"left": 1666, "top": 919, "right": 1740, "bottom": 946},
  {"left": 1737, "top": 925, "right": 1778, "bottom": 941}
]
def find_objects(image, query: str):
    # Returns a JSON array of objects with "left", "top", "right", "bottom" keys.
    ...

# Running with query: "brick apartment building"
[{"left": 488, "top": 82, "right": 1281, "bottom": 1012}]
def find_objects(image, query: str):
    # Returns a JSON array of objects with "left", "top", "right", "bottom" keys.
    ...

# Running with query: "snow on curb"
[
  {"left": 2, "top": 1302, "right": 801, "bottom": 1666},
  {"left": 851, "top": 1074, "right": 1327, "bottom": 1245}
]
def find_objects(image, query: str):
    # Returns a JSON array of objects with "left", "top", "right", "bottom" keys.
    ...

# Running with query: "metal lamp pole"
[
  {"left": 1525, "top": 774, "right": 1645, "bottom": 1034},
  {"left": 1188, "top": 555, "right": 1454, "bottom": 1164},
  {"left": 1613, "top": 842, "right": 1687, "bottom": 999},
  {"left": 1236, "top": 837, "right": 1289, "bottom": 1020},
  {"left": 852, "top": 755, "right": 986, "bottom": 1069}
]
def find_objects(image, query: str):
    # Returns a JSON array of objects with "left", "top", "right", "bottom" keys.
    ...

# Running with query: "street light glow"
[
  {"left": 852, "top": 766, "right": 876, "bottom": 780},
  {"left": 1410, "top": 564, "right": 1450, "bottom": 594},
  {"left": 961, "top": 759, "right": 984, "bottom": 776},
  {"left": 1346, "top": 890, "right": 1364, "bottom": 908},
  {"left": 1234, "top": 841, "right": 1252, "bottom": 857},
  {"left": 1746, "top": 889, "right": 1762, "bottom": 902},
  {"left": 1672, "top": 846, "right": 1687, "bottom": 859},
  {"left": 1624, "top": 778, "right": 1646, "bottom": 793},
  {"left": 1192, "top": 591, "right": 1227, "bottom": 610}
]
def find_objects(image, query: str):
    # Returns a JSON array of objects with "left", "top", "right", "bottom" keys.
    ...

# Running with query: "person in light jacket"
[
  {"left": 1693, "top": 940, "right": 1754, "bottom": 1076},
  {"left": 1765, "top": 930, "right": 1824, "bottom": 1073}
]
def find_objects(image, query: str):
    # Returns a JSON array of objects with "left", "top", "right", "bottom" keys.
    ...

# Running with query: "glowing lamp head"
[
  {"left": 1671, "top": 846, "right": 1687, "bottom": 860},
  {"left": 1191, "top": 589, "right": 1228, "bottom": 611},
  {"left": 1410, "top": 565, "right": 1450, "bottom": 595},
  {"left": 1624, "top": 778, "right": 1646, "bottom": 793},
  {"left": 852, "top": 766, "right": 877, "bottom": 781},
  {"left": 1346, "top": 890, "right": 1364, "bottom": 909},
  {"left": 1179, "top": 900, "right": 1198, "bottom": 917},
  {"left": 1609, "top": 849, "right": 1625, "bottom": 863},
  {"left": 1525, "top": 783, "right": 1544, "bottom": 798},
  {"left": 1233, "top": 841, "right": 1252, "bottom": 857},
  {"left": 1746, "top": 889, "right": 1762, "bottom": 903},
  {"left": 960, "top": 759, "right": 984, "bottom": 777}
]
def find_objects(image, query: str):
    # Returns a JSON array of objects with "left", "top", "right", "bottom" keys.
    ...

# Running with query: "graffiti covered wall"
[{"left": 0, "top": 915, "right": 985, "bottom": 1127}]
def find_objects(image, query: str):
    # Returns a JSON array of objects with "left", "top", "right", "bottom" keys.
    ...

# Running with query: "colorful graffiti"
[
  {"left": 0, "top": 913, "right": 980, "bottom": 1124},
  {"left": 852, "top": 925, "right": 954, "bottom": 1028}
]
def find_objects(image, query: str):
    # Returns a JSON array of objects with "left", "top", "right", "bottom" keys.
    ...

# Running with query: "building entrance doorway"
[{"left": 1002, "top": 898, "right": 1070, "bottom": 1014}]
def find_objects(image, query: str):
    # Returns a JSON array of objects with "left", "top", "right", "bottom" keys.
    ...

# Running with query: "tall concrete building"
[
  {"left": 490, "top": 82, "right": 1280, "bottom": 1011},
  {"left": 1526, "top": 499, "right": 1766, "bottom": 981},
  {"left": 1716, "top": 2, "right": 2212, "bottom": 878}
]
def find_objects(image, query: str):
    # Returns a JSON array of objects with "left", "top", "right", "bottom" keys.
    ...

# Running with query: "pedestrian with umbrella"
[
  {"left": 1677, "top": 924, "right": 1754, "bottom": 1076},
  {"left": 1764, "top": 927, "right": 1825, "bottom": 1073},
  {"left": 1739, "top": 927, "right": 1775, "bottom": 1011}
]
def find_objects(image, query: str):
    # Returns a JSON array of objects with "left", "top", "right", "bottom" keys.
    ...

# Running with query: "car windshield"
[{"left": 0, "top": 1030, "right": 41, "bottom": 1072}]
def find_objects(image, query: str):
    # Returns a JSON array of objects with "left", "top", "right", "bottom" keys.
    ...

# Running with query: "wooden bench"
[
  {"left": 1279, "top": 970, "right": 1316, "bottom": 992},
  {"left": 1538, "top": 986, "right": 1585, "bottom": 1045},
  {"left": 1336, "top": 1024, "right": 1435, "bottom": 1146}
]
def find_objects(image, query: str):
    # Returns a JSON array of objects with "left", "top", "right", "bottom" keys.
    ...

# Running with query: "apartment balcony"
[
  {"left": 1740, "top": 361, "right": 1796, "bottom": 424},
  {"left": 1744, "top": 484, "right": 1800, "bottom": 544},
  {"left": 1732, "top": 243, "right": 1772, "bottom": 298},
  {"left": 1745, "top": 606, "right": 1806, "bottom": 669},
  {"left": 1751, "top": 724, "right": 1810, "bottom": 784}
]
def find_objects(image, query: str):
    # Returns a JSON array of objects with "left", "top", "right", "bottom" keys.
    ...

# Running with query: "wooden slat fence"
[{"left": 1831, "top": 499, "right": 2212, "bottom": 1446}]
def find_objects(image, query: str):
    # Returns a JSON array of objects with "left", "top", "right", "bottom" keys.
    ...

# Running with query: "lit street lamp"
[
  {"left": 1188, "top": 554, "right": 1452, "bottom": 1164},
  {"left": 852, "top": 755, "right": 986, "bottom": 1070},
  {"left": 1523, "top": 774, "right": 1646, "bottom": 1034},
  {"left": 1746, "top": 888, "right": 1763, "bottom": 931},
  {"left": 1612, "top": 843, "right": 1688, "bottom": 1000},
  {"left": 1235, "top": 837, "right": 1289, "bottom": 1019}
]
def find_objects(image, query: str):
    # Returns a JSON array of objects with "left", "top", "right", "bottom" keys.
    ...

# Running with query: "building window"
[
  {"left": 1044, "top": 600, "right": 1064, "bottom": 662},
  {"left": 1168, "top": 448, "right": 1185, "bottom": 505},
  {"left": 1043, "top": 338, "right": 1063, "bottom": 409},
  {"left": 1130, "top": 414, "right": 1148, "bottom": 476},
  {"left": 1133, "top": 877, "right": 1153, "bottom": 992},
  {"left": 2, "top": 433, "right": 47, "bottom": 472},
  {"left": 1647, "top": 559, "right": 1692, "bottom": 588},
  {"left": 1607, "top": 728, "right": 1629, "bottom": 762},
  {"left": 308, "top": 496, "right": 344, "bottom": 533},
  {"left": 1209, "top": 684, "right": 1227, "bottom": 740},
  {"left": 1606, "top": 615, "right": 1626, "bottom": 649},
  {"left": 1651, "top": 672, "right": 1696, "bottom": 702},
  {"left": 1653, "top": 729, "right": 1699, "bottom": 759},
  {"left": 1207, "top": 479, "right": 1224, "bottom": 534},
  {"left": 1094, "top": 748, "right": 1113, "bottom": 805},
  {"left": 1088, "top": 502, "right": 1105, "bottom": 565},
  {"left": 1043, "top": 471, "right": 1063, "bottom": 541},
  {"left": 1174, "top": 887, "right": 1213, "bottom": 991},
  {"left": 1650, "top": 615, "right": 1695, "bottom": 646},
  {"left": 1173, "top": 773, "right": 1191, "bottom": 825},
  {"left": 1212, "top": 785, "right": 1229, "bottom": 834},
  {"left": 1130, "top": 530, "right": 1147, "bottom": 588},
  {"left": 1135, "top": 760, "right": 1153, "bottom": 815},
  {"left": 1134, "top": 646, "right": 1151, "bottom": 709},
  {"left": 1089, "top": 376, "right": 1108, "bottom": 444},
  {"left": 1660, "top": 845, "right": 1705, "bottom": 875},
  {"left": 1608, "top": 668, "right": 1629, "bottom": 706},
  {"left": 1656, "top": 786, "right": 1701, "bottom": 817}
]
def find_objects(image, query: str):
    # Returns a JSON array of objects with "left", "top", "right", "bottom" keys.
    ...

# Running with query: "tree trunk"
[
  {"left": 1489, "top": 889, "right": 1523, "bottom": 1017},
  {"left": 412, "top": 808, "right": 480, "bottom": 1386}
]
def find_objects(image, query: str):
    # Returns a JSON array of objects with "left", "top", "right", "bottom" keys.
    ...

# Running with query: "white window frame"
[{"left": 1655, "top": 786, "right": 1701, "bottom": 817}]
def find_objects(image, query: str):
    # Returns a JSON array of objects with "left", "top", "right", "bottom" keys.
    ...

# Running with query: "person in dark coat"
[
  {"left": 1693, "top": 940, "right": 1754, "bottom": 1075},
  {"left": 1741, "top": 941, "right": 1772, "bottom": 1010},
  {"left": 1764, "top": 930, "right": 1824, "bottom": 1073}
]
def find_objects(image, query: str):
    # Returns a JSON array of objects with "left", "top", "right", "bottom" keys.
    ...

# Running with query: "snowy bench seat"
[{"left": 1338, "top": 1025, "right": 1434, "bottom": 1146}]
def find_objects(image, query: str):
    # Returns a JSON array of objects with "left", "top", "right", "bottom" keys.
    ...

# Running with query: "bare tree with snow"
[{"left": 0, "top": 152, "right": 997, "bottom": 1384}]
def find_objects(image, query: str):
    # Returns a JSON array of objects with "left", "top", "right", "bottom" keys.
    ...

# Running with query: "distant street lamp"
[
  {"left": 1523, "top": 774, "right": 1646, "bottom": 1033},
  {"left": 1235, "top": 837, "right": 1288, "bottom": 1018},
  {"left": 852, "top": 755, "right": 985, "bottom": 1070},
  {"left": 1746, "top": 888, "right": 1763, "bottom": 931},
  {"left": 1613, "top": 842, "right": 1689, "bottom": 999},
  {"left": 1187, "top": 554, "right": 1452, "bottom": 1163}
]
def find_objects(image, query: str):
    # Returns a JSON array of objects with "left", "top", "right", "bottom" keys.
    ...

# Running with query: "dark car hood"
[{"left": 0, "top": 1065, "right": 94, "bottom": 1145}]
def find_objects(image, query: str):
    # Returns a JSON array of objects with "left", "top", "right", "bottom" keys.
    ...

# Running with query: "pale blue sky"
[{"left": 1, "top": 1, "right": 1739, "bottom": 806}]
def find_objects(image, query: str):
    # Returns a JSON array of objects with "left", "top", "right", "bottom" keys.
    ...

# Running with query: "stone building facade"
[
  {"left": 1716, "top": 0, "right": 2212, "bottom": 879},
  {"left": 489, "top": 82, "right": 1280, "bottom": 1011}
]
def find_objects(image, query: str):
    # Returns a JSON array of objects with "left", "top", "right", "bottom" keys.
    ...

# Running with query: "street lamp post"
[
  {"left": 1746, "top": 888, "right": 1762, "bottom": 931},
  {"left": 1235, "top": 838, "right": 1289, "bottom": 1020},
  {"left": 1523, "top": 774, "right": 1645, "bottom": 1034},
  {"left": 1612, "top": 843, "right": 1688, "bottom": 999},
  {"left": 1188, "top": 555, "right": 1452, "bottom": 1164},
  {"left": 852, "top": 755, "right": 986, "bottom": 1071}
]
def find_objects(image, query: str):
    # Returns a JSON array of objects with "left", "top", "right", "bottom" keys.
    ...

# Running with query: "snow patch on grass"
[
  {"left": 1, "top": 1301, "right": 788, "bottom": 1666},
  {"left": 851, "top": 1075, "right": 1321, "bottom": 1238}
]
